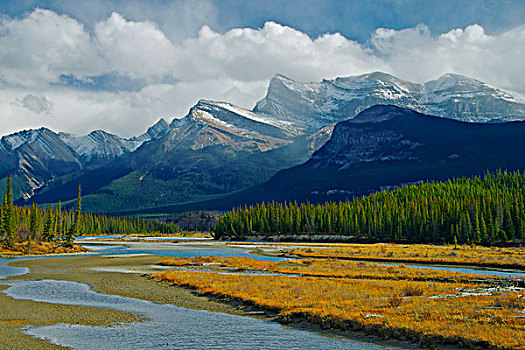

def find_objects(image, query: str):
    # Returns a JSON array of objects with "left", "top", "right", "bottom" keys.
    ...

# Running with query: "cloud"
[
  {"left": 0, "top": 8, "right": 101, "bottom": 87},
  {"left": 370, "top": 24, "right": 525, "bottom": 93},
  {"left": 0, "top": 9, "right": 525, "bottom": 138},
  {"left": 175, "top": 22, "right": 384, "bottom": 82},
  {"left": 94, "top": 12, "right": 178, "bottom": 80},
  {"left": 16, "top": 94, "right": 55, "bottom": 114}
]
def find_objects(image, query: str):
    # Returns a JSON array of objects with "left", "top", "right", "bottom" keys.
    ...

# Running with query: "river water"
[
  {"left": 82, "top": 239, "right": 525, "bottom": 278},
  {"left": 79, "top": 241, "right": 287, "bottom": 261},
  {"left": 4, "top": 278, "right": 404, "bottom": 350},
  {"left": 0, "top": 243, "right": 408, "bottom": 350}
]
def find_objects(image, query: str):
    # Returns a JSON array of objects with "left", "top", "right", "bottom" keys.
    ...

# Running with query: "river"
[{"left": 0, "top": 241, "right": 411, "bottom": 350}]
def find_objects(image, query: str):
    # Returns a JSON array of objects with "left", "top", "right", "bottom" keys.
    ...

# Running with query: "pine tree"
[
  {"left": 214, "top": 171, "right": 525, "bottom": 246},
  {"left": 29, "top": 203, "right": 38, "bottom": 237},
  {"left": 55, "top": 201, "right": 63, "bottom": 239},
  {"left": 65, "top": 184, "right": 82, "bottom": 245},
  {"left": 2, "top": 175, "right": 16, "bottom": 245},
  {"left": 42, "top": 205, "right": 54, "bottom": 241}
]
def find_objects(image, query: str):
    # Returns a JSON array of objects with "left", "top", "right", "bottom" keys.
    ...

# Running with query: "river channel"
[{"left": 0, "top": 240, "right": 413, "bottom": 350}]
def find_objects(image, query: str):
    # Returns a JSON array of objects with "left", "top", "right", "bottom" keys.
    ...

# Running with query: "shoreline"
[
  {"left": 1, "top": 254, "right": 421, "bottom": 350},
  {"left": 0, "top": 255, "right": 274, "bottom": 350}
]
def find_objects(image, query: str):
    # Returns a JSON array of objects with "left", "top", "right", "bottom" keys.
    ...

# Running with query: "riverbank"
[
  {"left": 1, "top": 253, "right": 421, "bottom": 350},
  {"left": 0, "top": 255, "right": 275, "bottom": 349},
  {"left": 3, "top": 241, "right": 524, "bottom": 349},
  {"left": 7, "top": 255, "right": 262, "bottom": 318},
  {"left": 228, "top": 242, "right": 525, "bottom": 271},
  {"left": 0, "top": 282, "right": 139, "bottom": 350},
  {"left": 0, "top": 241, "right": 86, "bottom": 257}
]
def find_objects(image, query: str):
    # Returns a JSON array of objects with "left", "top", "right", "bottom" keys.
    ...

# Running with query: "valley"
[{"left": 2, "top": 2, "right": 525, "bottom": 349}]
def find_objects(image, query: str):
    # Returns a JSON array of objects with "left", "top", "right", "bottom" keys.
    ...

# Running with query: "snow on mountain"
[
  {"left": 164, "top": 100, "right": 293, "bottom": 152},
  {"left": 1, "top": 128, "right": 47, "bottom": 152},
  {"left": 0, "top": 128, "right": 83, "bottom": 199},
  {"left": 59, "top": 119, "right": 170, "bottom": 163},
  {"left": 254, "top": 72, "right": 525, "bottom": 130},
  {"left": 210, "top": 101, "right": 299, "bottom": 135},
  {"left": 59, "top": 130, "right": 142, "bottom": 163},
  {"left": 1, "top": 128, "right": 77, "bottom": 162},
  {"left": 130, "top": 118, "right": 170, "bottom": 143},
  {"left": 5, "top": 71, "right": 525, "bottom": 206}
]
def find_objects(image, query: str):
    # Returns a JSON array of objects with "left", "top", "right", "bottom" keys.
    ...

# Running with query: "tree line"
[
  {"left": 214, "top": 170, "right": 525, "bottom": 245},
  {"left": 1, "top": 175, "right": 179, "bottom": 245}
]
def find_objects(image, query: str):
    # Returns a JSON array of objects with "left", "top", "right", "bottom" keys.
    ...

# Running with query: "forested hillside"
[
  {"left": 214, "top": 171, "right": 525, "bottom": 245},
  {"left": 1, "top": 175, "right": 179, "bottom": 245}
]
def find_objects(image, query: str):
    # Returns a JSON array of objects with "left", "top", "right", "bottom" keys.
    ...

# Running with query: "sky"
[{"left": 0, "top": 0, "right": 524, "bottom": 137}]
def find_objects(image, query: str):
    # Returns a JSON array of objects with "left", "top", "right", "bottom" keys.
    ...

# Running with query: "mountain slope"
[
  {"left": 25, "top": 100, "right": 313, "bottom": 212},
  {"left": 2, "top": 120, "right": 169, "bottom": 201},
  {"left": 0, "top": 128, "right": 82, "bottom": 199},
  {"left": 75, "top": 73, "right": 525, "bottom": 213},
  {"left": 79, "top": 102, "right": 333, "bottom": 212},
  {"left": 247, "top": 105, "right": 525, "bottom": 204},
  {"left": 110, "top": 105, "right": 525, "bottom": 216}
]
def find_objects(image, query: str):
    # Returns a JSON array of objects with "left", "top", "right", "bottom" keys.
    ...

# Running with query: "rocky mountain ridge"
[
  {"left": 254, "top": 72, "right": 525, "bottom": 131},
  {"left": 0, "top": 119, "right": 170, "bottom": 199},
  {"left": 3, "top": 71, "right": 525, "bottom": 212}
]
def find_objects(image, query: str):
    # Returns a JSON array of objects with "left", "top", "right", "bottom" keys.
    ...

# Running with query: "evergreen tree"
[
  {"left": 2, "top": 175, "right": 16, "bottom": 245},
  {"left": 214, "top": 170, "right": 525, "bottom": 246},
  {"left": 55, "top": 201, "right": 63, "bottom": 239},
  {"left": 42, "top": 205, "right": 54, "bottom": 241},
  {"left": 29, "top": 203, "right": 38, "bottom": 237},
  {"left": 65, "top": 184, "right": 82, "bottom": 245}
]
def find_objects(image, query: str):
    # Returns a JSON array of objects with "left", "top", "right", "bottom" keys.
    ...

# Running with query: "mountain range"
[
  {"left": 2, "top": 71, "right": 525, "bottom": 214},
  {"left": 243, "top": 104, "right": 525, "bottom": 204}
]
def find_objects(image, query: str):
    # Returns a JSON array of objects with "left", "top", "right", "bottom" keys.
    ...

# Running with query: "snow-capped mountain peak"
[
  {"left": 146, "top": 118, "right": 169, "bottom": 138},
  {"left": 60, "top": 130, "right": 143, "bottom": 163},
  {"left": 131, "top": 118, "right": 171, "bottom": 144},
  {"left": 254, "top": 71, "right": 525, "bottom": 127},
  {"left": 1, "top": 127, "right": 53, "bottom": 151},
  {"left": 424, "top": 73, "right": 519, "bottom": 104}
]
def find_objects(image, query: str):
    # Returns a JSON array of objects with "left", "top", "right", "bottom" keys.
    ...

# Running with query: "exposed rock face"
[
  {"left": 255, "top": 104, "right": 525, "bottom": 204},
  {"left": 165, "top": 100, "right": 293, "bottom": 153},
  {"left": 308, "top": 106, "right": 423, "bottom": 169},
  {"left": 0, "top": 128, "right": 82, "bottom": 199}
]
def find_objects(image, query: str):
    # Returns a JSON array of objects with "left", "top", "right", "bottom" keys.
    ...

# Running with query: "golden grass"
[
  {"left": 160, "top": 256, "right": 504, "bottom": 283},
  {"left": 160, "top": 256, "right": 275, "bottom": 270},
  {"left": 289, "top": 243, "right": 525, "bottom": 270},
  {"left": 154, "top": 256, "right": 525, "bottom": 349},
  {"left": 0, "top": 241, "right": 86, "bottom": 256}
]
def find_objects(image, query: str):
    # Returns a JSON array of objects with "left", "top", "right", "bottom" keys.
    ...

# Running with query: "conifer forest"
[
  {"left": 214, "top": 171, "right": 525, "bottom": 245},
  {"left": 1, "top": 175, "right": 179, "bottom": 245}
]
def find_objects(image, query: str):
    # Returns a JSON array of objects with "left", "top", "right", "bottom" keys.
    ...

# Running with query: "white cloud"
[
  {"left": 94, "top": 13, "right": 178, "bottom": 80},
  {"left": 175, "top": 22, "right": 383, "bottom": 82},
  {"left": 370, "top": 24, "right": 525, "bottom": 93},
  {"left": 0, "top": 9, "right": 525, "bottom": 138},
  {"left": 0, "top": 9, "right": 101, "bottom": 87}
]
